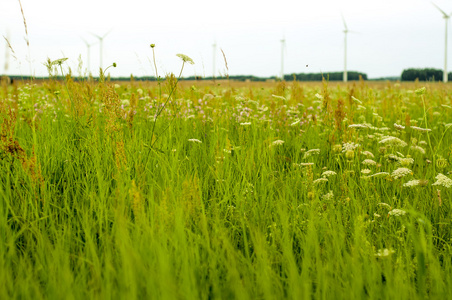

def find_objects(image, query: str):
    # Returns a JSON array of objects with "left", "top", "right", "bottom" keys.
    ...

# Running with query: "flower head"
[
  {"left": 271, "top": 139, "right": 284, "bottom": 146},
  {"left": 176, "top": 54, "right": 195, "bottom": 65},
  {"left": 391, "top": 167, "right": 412, "bottom": 179},
  {"left": 432, "top": 173, "right": 452, "bottom": 188},
  {"left": 388, "top": 208, "right": 406, "bottom": 217}
]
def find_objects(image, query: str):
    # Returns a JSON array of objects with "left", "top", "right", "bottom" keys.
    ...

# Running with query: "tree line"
[{"left": 400, "top": 68, "right": 452, "bottom": 81}]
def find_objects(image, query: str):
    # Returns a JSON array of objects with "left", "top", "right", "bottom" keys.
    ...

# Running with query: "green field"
[{"left": 0, "top": 69, "right": 452, "bottom": 299}]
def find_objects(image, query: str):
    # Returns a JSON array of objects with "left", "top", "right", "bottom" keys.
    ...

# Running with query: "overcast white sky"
[{"left": 0, "top": 0, "right": 450, "bottom": 79}]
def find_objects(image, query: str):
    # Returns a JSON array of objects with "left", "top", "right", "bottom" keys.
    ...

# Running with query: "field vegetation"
[{"left": 0, "top": 58, "right": 452, "bottom": 298}]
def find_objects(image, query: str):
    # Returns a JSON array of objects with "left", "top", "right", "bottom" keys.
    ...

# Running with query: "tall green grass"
[{"left": 0, "top": 76, "right": 451, "bottom": 299}]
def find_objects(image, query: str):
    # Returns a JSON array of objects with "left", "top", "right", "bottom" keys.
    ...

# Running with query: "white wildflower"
[
  {"left": 322, "top": 190, "right": 334, "bottom": 201},
  {"left": 379, "top": 136, "right": 407, "bottom": 147},
  {"left": 410, "top": 145, "right": 426, "bottom": 155},
  {"left": 411, "top": 126, "right": 431, "bottom": 132},
  {"left": 388, "top": 209, "right": 406, "bottom": 217},
  {"left": 375, "top": 248, "right": 395, "bottom": 257},
  {"left": 391, "top": 167, "right": 412, "bottom": 179},
  {"left": 188, "top": 138, "right": 202, "bottom": 143},
  {"left": 394, "top": 123, "right": 405, "bottom": 130},
  {"left": 240, "top": 122, "right": 251, "bottom": 126},
  {"left": 272, "top": 140, "right": 285, "bottom": 146},
  {"left": 342, "top": 142, "right": 360, "bottom": 152},
  {"left": 361, "top": 169, "right": 372, "bottom": 175},
  {"left": 322, "top": 170, "right": 337, "bottom": 177},
  {"left": 176, "top": 54, "right": 195, "bottom": 64},
  {"left": 313, "top": 178, "right": 328, "bottom": 185},
  {"left": 378, "top": 203, "right": 392, "bottom": 209},
  {"left": 398, "top": 157, "right": 414, "bottom": 167},
  {"left": 432, "top": 173, "right": 452, "bottom": 188},
  {"left": 315, "top": 93, "right": 323, "bottom": 100},
  {"left": 362, "top": 150, "right": 375, "bottom": 158},
  {"left": 349, "top": 123, "right": 369, "bottom": 129},
  {"left": 362, "top": 159, "right": 377, "bottom": 166},
  {"left": 304, "top": 149, "right": 320, "bottom": 158},
  {"left": 403, "top": 180, "right": 420, "bottom": 187}
]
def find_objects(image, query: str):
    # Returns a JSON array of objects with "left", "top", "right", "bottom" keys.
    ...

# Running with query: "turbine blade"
[
  {"left": 431, "top": 2, "right": 449, "bottom": 17},
  {"left": 102, "top": 28, "right": 113, "bottom": 39},
  {"left": 89, "top": 32, "right": 102, "bottom": 39},
  {"left": 341, "top": 14, "right": 348, "bottom": 31}
]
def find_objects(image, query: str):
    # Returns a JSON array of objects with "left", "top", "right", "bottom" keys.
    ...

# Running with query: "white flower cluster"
[
  {"left": 313, "top": 178, "right": 328, "bottom": 185},
  {"left": 322, "top": 171, "right": 337, "bottom": 177},
  {"left": 410, "top": 145, "right": 426, "bottom": 155},
  {"left": 379, "top": 136, "right": 408, "bottom": 147},
  {"left": 272, "top": 140, "right": 285, "bottom": 146},
  {"left": 403, "top": 180, "right": 420, "bottom": 187},
  {"left": 432, "top": 173, "right": 452, "bottom": 188},
  {"left": 394, "top": 123, "right": 405, "bottom": 130},
  {"left": 388, "top": 208, "right": 406, "bottom": 217},
  {"left": 342, "top": 142, "right": 360, "bottom": 152},
  {"left": 322, "top": 191, "right": 334, "bottom": 201},
  {"left": 411, "top": 126, "right": 431, "bottom": 133},
  {"left": 375, "top": 248, "right": 395, "bottom": 257},
  {"left": 391, "top": 168, "right": 412, "bottom": 179},
  {"left": 304, "top": 149, "right": 320, "bottom": 158},
  {"left": 362, "top": 159, "right": 377, "bottom": 166}
]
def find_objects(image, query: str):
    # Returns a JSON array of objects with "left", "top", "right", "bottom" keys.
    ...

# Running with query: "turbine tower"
[
  {"left": 81, "top": 37, "right": 96, "bottom": 74},
  {"left": 90, "top": 29, "right": 112, "bottom": 70},
  {"left": 342, "top": 15, "right": 349, "bottom": 83},
  {"left": 432, "top": 2, "right": 451, "bottom": 83},
  {"left": 213, "top": 41, "right": 217, "bottom": 79},
  {"left": 280, "top": 37, "right": 286, "bottom": 80}
]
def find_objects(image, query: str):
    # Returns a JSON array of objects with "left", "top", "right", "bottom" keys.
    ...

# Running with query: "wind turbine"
[
  {"left": 280, "top": 37, "right": 286, "bottom": 80},
  {"left": 342, "top": 15, "right": 349, "bottom": 83},
  {"left": 90, "top": 29, "right": 112, "bottom": 70},
  {"left": 213, "top": 41, "right": 217, "bottom": 79},
  {"left": 81, "top": 37, "right": 96, "bottom": 74},
  {"left": 431, "top": 2, "right": 451, "bottom": 83}
]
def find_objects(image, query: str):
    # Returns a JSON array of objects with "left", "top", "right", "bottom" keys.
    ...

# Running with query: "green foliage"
[
  {"left": 401, "top": 68, "right": 452, "bottom": 81},
  {"left": 0, "top": 79, "right": 452, "bottom": 299}
]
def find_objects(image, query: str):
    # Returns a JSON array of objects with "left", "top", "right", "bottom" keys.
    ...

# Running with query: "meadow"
[{"left": 0, "top": 61, "right": 452, "bottom": 299}]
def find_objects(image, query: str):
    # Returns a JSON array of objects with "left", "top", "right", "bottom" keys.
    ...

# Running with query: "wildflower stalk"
[
  {"left": 419, "top": 90, "right": 435, "bottom": 172},
  {"left": 149, "top": 55, "right": 193, "bottom": 149}
]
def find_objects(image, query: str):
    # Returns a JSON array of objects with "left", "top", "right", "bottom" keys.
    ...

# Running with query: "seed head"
[{"left": 345, "top": 149, "right": 355, "bottom": 161}]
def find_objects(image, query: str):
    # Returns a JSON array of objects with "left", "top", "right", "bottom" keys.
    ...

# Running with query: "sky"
[{"left": 0, "top": 0, "right": 450, "bottom": 79}]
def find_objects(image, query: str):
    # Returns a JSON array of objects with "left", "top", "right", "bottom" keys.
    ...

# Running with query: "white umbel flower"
[
  {"left": 388, "top": 208, "right": 406, "bottom": 216},
  {"left": 362, "top": 159, "right": 377, "bottom": 166},
  {"left": 271, "top": 140, "right": 285, "bottom": 146},
  {"left": 432, "top": 173, "right": 452, "bottom": 188},
  {"left": 391, "top": 167, "right": 412, "bottom": 179},
  {"left": 375, "top": 248, "right": 395, "bottom": 257},
  {"left": 379, "top": 136, "right": 408, "bottom": 147},
  {"left": 403, "top": 180, "right": 420, "bottom": 187},
  {"left": 411, "top": 126, "right": 431, "bottom": 132},
  {"left": 321, "top": 170, "right": 337, "bottom": 177}
]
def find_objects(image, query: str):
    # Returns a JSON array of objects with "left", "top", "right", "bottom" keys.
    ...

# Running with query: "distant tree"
[
  {"left": 401, "top": 68, "right": 443, "bottom": 81},
  {"left": 284, "top": 71, "right": 367, "bottom": 81}
]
